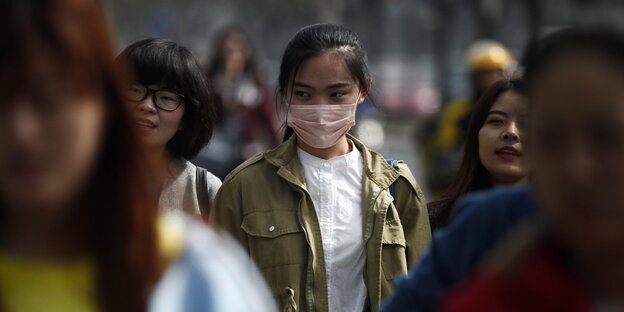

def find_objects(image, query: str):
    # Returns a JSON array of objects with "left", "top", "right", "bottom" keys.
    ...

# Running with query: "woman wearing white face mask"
[{"left": 211, "top": 24, "right": 431, "bottom": 312}]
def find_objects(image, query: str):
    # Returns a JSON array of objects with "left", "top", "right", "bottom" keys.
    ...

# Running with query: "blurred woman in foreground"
[
  {"left": 444, "top": 27, "right": 624, "bottom": 311},
  {"left": 0, "top": 0, "right": 273, "bottom": 311}
]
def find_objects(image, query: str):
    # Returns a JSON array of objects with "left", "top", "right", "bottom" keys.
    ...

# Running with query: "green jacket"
[{"left": 211, "top": 134, "right": 431, "bottom": 312}]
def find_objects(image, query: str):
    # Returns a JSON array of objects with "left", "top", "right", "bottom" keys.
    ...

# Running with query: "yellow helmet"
[{"left": 466, "top": 40, "right": 514, "bottom": 71}]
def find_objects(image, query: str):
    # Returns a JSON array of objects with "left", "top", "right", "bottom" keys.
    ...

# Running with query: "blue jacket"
[{"left": 380, "top": 185, "right": 536, "bottom": 312}]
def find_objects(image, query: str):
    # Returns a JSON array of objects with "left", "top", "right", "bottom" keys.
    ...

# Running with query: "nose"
[
  {"left": 136, "top": 95, "right": 157, "bottom": 114},
  {"left": 502, "top": 122, "right": 520, "bottom": 142}
]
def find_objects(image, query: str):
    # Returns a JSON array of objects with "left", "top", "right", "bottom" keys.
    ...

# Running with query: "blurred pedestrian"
[
  {"left": 211, "top": 23, "right": 431, "bottom": 312},
  {"left": 443, "top": 27, "right": 624, "bottom": 311},
  {"left": 0, "top": 1, "right": 274, "bottom": 311},
  {"left": 117, "top": 38, "right": 221, "bottom": 221},
  {"left": 197, "top": 26, "right": 280, "bottom": 179},
  {"left": 381, "top": 185, "right": 535, "bottom": 312},
  {"left": 422, "top": 40, "right": 515, "bottom": 195},
  {"left": 428, "top": 79, "right": 528, "bottom": 230}
]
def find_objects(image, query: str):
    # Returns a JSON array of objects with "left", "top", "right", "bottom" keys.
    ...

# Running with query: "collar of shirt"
[{"left": 296, "top": 140, "right": 360, "bottom": 169}]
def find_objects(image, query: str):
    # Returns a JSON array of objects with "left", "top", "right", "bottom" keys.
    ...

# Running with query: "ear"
[{"left": 358, "top": 80, "right": 372, "bottom": 105}]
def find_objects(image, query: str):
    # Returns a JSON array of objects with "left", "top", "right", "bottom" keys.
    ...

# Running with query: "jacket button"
[{"left": 269, "top": 225, "right": 275, "bottom": 232}]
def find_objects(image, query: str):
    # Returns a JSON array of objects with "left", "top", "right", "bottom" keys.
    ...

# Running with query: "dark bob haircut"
[
  {"left": 522, "top": 27, "right": 624, "bottom": 89},
  {"left": 432, "top": 79, "right": 525, "bottom": 228},
  {"left": 278, "top": 23, "right": 371, "bottom": 141},
  {"left": 117, "top": 38, "right": 214, "bottom": 159}
]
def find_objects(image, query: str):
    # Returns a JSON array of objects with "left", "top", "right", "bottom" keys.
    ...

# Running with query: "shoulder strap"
[
  {"left": 386, "top": 159, "right": 399, "bottom": 204},
  {"left": 195, "top": 166, "right": 211, "bottom": 221}
]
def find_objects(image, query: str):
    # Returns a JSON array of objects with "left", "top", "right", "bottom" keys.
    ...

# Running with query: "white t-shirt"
[{"left": 297, "top": 141, "right": 367, "bottom": 312}]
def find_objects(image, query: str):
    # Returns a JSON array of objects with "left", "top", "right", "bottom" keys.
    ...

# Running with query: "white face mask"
[{"left": 287, "top": 95, "right": 359, "bottom": 149}]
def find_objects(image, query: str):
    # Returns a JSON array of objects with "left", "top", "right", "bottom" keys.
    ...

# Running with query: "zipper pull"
[{"left": 282, "top": 286, "right": 297, "bottom": 312}]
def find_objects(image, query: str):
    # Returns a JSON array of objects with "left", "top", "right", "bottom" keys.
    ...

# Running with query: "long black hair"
[
  {"left": 117, "top": 38, "right": 214, "bottom": 159},
  {"left": 277, "top": 23, "right": 371, "bottom": 141},
  {"left": 432, "top": 79, "right": 525, "bottom": 228}
]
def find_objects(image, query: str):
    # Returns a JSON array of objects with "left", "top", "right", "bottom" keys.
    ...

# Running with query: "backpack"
[
  {"left": 386, "top": 159, "right": 399, "bottom": 204},
  {"left": 195, "top": 167, "right": 211, "bottom": 221}
]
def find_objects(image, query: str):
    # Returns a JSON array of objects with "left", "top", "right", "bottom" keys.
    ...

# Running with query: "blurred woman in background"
[
  {"left": 199, "top": 26, "right": 280, "bottom": 179},
  {"left": 212, "top": 23, "right": 431, "bottom": 311},
  {"left": 428, "top": 79, "right": 529, "bottom": 230},
  {"left": 117, "top": 38, "right": 221, "bottom": 220},
  {"left": 0, "top": 0, "right": 274, "bottom": 311},
  {"left": 444, "top": 27, "right": 624, "bottom": 311}
]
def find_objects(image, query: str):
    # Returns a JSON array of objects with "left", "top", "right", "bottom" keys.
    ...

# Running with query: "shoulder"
[
  {"left": 431, "top": 185, "right": 537, "bottom": 259},
  {"left": 427, "top": 198, "right": 452, "bottom": 229},
  {"left": 380, "top": 155, "right": 423, "bottom": 199},
  {"left": 194, "top": 165, "right": 222, "bottom": 188},
  {"left": 394, "top": 160, "right": 420, "bottom": 191},
  {"left": 358, "top": 139, "right": 421, "bottom": 193},
  {"left": 221, "top": 152, "right": 271, "bottom": 184},
  {"left": 452, "top": 185, "right": 536, "bottom": 222}
]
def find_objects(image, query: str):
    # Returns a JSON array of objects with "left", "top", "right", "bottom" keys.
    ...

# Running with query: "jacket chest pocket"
[
  {"left": 381, "top": 218, "right": 408, "bottom": 280},
  {"left": 241, "top": 210, "right": 308, "bottom": 270}
]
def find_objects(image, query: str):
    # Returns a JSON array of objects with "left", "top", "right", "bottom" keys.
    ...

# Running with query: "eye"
[
  {"left": 487, "top": 118, "right": 504, "bottom": 125},
  {"left": 294, "top": 91, "right": 310, "bottom": 98},
  {"left": 331, "top": 92, "right": 347, "bottom": 98},
  {"left": 124, "top": 85, "right": 146, "bottom": 101}
]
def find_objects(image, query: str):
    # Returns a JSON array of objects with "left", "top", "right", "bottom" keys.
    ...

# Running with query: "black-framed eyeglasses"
[{"left": 124, "top": 84, "right": 185, "bottom": 112}]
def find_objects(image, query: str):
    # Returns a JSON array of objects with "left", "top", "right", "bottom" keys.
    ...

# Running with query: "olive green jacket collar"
[{"left": 264, "top": 134, "right": 400, "bottom": 191}]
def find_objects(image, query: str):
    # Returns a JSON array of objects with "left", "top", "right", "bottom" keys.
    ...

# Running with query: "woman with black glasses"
[{"left": 117, "top": 38, "right": 220, "bottom": 220}]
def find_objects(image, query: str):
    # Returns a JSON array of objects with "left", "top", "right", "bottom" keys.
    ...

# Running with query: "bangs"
[
  {"left": 122, "top": 39, "right": 192, "bottom": 92},
  {"left": 0, "top": 0, "right": 117, "bottom": 102},
  {"left": 0, "top": 38, "right": 104, "bottom": 106}
]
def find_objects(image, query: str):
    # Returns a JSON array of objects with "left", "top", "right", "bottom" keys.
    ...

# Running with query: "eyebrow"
[
  {"left": 488, "top": 110, "right": 508, "bottom": 117},
  {"left": 293, "top": 82, "right": 313, "bottom": 89},
  {"left": 293, "top": 81, "right": 353, "bottom": 90}
]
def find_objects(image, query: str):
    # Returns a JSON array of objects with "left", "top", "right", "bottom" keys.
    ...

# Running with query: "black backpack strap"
[
  {"left": 386, "top": 159, "right": 399, "bottom": 204},
  {"left": 195, "top": 166, "right": 210, "bottom": 221}
]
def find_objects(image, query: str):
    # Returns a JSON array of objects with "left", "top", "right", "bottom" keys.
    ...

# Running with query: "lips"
[
  {"left": 135, "top": 119, "right": 156, "bottom": 128},
  {"left": 496, "top": 146, "right": 521, "bottom": 159}
]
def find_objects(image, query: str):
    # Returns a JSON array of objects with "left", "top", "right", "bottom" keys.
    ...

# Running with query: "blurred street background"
[{"left": 104, "top": 0, "right": 624, "bottom": 197}]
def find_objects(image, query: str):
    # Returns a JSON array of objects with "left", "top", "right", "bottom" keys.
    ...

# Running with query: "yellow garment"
[
  {"left": 434, "top": 97, "right": 473, "bottom": 151},
  {"left": 0, "top": 214, "right": 186, "bottom": 312},
  {"left": 0, "top": 253, "right": 98, "bottom": 312},
  {"left": 157, "top": 212, "right": 186, "bottom": 263}
]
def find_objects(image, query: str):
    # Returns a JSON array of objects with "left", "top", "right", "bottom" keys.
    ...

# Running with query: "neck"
[
  {"left": 223, "top": 63, "right": 244, "bottom": 80},
  {"left": 574, "top": 250, "right": 624, "bottom": 304},
  {"left": 297, "top": 136, "right": 352, "bottom": 160},
  {"left": 141, "top": 145, "right": 175, "bottom": 195},
  {"left": 0, "top": 203, "right": 84, "bottom": 260},
  {"left": 491, "top": 174, "right": 527, "bottom": 187}
]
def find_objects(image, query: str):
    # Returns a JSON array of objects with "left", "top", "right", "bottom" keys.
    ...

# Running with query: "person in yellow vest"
[
  {"left": 0, "top": 1, "right": 274, "bottom": 311},
  {"left": 422, "top": 40, "right": 516, "bottom": 196}
]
